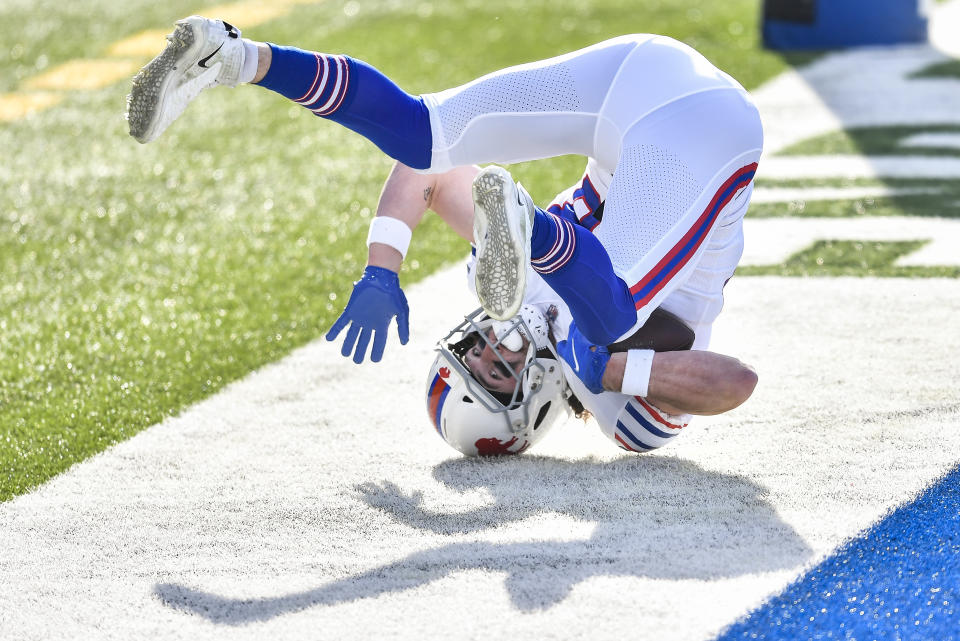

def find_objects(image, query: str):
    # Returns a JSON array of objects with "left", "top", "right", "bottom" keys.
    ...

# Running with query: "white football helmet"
[{"left": 426, "top": 306, "right": 570, "bottom": 456}]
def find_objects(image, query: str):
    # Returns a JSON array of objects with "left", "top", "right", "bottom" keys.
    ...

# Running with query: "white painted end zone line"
[{"left": 1, "top": 271, "right": 958, "bottom": 641}]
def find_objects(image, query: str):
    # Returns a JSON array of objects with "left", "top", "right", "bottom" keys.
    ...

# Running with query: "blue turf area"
[{"left": 716, "top": 464, "right": 960, "bottom": 640}]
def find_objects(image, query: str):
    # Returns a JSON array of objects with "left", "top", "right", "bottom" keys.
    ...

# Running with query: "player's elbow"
[{"left": 726, "top": 362, "right": 758, "bottom": 410}]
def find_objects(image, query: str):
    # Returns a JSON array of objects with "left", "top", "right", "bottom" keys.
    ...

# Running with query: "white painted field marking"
[
  {"left": 741, "top": 216, "right": 960, "bottom": 266},
  {"left": 751, "top": 185, "right": 939, "bottom": 204},
  {"left": 1, "top": 272, "right": 958, "bottom": 641},
  {"left": 899, "top": 132, "right": 960, "bottom": 149},
  {"left": 759, "top": 155, "right": 960, "bottom": 179}
]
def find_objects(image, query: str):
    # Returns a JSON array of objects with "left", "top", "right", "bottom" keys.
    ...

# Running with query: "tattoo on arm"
[{"left": 423, "top": 186, "right": 433, "bottom": 206}]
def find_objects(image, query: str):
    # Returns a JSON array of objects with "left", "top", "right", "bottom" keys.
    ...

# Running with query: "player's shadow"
[{"left": 154, "top": 456, "right": 811, "bottom": 624}]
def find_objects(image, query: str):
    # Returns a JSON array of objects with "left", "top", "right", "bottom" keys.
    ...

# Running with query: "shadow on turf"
[{"left": 154, "top": 455, "right": 811, "bottom": 624}]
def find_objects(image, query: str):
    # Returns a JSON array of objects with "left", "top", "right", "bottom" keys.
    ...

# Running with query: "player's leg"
[
  {"left": 423, "top": 35, "right": 649, "bottom": 171},
  {"left": 526, "top": 205, "right": 638, "bottom": 343},
  {"left": 655, "top": 183, "right": 752, "bottom": 351},
  {"left": 469, "top": 165, "right": 639, "bottom": 330},
  {"left": 470, "top": 36, "right": 761, "bottom": 345},
  {"left": 597, "top": 88, "right": 762, "bottom": 342},
  {"left": 207, "top": 33, "right": 641, "bottom": 168},
  {"left": 521, "top": 39, "right": 761, "bottom": 345},
  {"left": 129, "top": 21, "right": 648, "bottom": 171},
  {"left": 471, "top": 109, "right": 755, "bottom": 346},
  {"left": 544, "top": 37, "right": 762, "bottom": 344},
  {"left": 127, "top": 16, "right": 434, "bottom": 168},
  {"left": 251, "top": 44, "right": 433, "bottom": 168}
]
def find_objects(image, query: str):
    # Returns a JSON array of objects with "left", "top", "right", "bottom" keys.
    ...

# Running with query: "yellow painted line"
[
  {"left": 0, "top": 92, "right": 63, "bottom": 122},
  {"left": 107, "top": 29, "right": 170, "bottom": 58},
  {"left": 23, "top": 59, "right": 143, "bottom": 91},
  {"left": 107, "top": 0, "right": 320, "bottom": 58},
  {"left": 205, "top": 0, "right": 315, "bottom": 30},
  {"left": 2, "top": 0, "right": 323, "bottom": 124}
]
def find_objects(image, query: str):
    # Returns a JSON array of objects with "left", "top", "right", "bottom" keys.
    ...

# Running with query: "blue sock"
[
  {"left": 256, "top": 44, "right": 433, "bottom": 169},
  {"left": 530, "top": 209, "right": 636, "bottom": 345}
]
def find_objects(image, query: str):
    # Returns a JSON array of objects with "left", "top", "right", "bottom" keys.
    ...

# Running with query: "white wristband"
[
  {"left": 366, "top": 217, "right": 413, "bottom": 259},
  {"left": 621, "top": 349, "right": 655, "bottom": 397}
]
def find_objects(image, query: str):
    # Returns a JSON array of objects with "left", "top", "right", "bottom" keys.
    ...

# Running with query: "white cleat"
[
  {"left": 472, "top": 165, "right": 536, "bottom": 321},
  {"left": 126, "top": 16, "right": 246, "bottom": 144}
]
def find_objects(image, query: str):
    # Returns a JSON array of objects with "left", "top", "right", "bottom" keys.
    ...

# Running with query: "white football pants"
[{"left": 423, "top": 34, "right": 763, "bottom": 340}]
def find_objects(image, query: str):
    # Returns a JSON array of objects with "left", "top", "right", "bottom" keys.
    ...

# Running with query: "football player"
[
  {"left": 369, "top": 162, "right": 757, "bottom": 456},
  {"left": 128, "top": 19, "right": 761, "bottom": 454}
]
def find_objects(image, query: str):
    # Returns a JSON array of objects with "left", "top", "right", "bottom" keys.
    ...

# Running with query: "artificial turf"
[
  {"left": 0, "top": 0, "right": 817, "bottom": 500},
  {"left": 777, "top": 124, "right": 960, "bottom": 158}
]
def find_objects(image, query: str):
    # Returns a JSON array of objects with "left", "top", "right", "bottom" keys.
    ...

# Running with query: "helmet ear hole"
[
  {"left": 533, "top": 401, "right": 552, "bottom": 430},
  {"left": 462, "top": 396, "right": 474, "bottom": 404}
]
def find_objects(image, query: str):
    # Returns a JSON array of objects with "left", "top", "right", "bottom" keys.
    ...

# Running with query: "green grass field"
[
  {"left": 0, "top": 0, "right": 952, "bottom": 502},
  {"left": 750, "top": 176, "right": 960, "bottom": 219}
]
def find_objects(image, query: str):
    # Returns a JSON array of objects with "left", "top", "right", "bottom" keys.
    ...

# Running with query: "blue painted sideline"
[{"left": 715, "top": 464, "right": 960, "bottom": 640}]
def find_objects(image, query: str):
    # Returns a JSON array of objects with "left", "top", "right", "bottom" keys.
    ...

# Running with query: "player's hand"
[
  {"left": 556, "top": 321, "right": 610, "bottom": 394},
  {"left": 326, "top": 265, "right": 410, "bottom": 364}
]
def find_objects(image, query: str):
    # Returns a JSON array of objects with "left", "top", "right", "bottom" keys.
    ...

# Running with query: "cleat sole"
[
  {"left": 472, "top": 168, "right": 530, "bottom": 321},
  {"left": 126, "top": 22, "right": 197, "bottom": 143}
]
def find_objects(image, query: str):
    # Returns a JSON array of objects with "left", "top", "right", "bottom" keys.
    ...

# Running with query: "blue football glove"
[
  {"left": 326, "top": 266, "right": 410, "bottom": 364},
  {"left": 555, "top": 321, "right": 610, "bottom": 394}
]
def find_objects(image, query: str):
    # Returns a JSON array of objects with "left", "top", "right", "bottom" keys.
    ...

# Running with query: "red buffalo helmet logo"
[
  {"left": 474, "top": 436, "right": 530, "bottom": 457},
  {"left": 439, "top": 367, "right": 450, "bottom": 379}
]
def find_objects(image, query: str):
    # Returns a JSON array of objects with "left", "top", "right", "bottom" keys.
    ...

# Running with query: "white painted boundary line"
[{"left": 741, "top": 216, "right": 960, "bottom": 266}]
